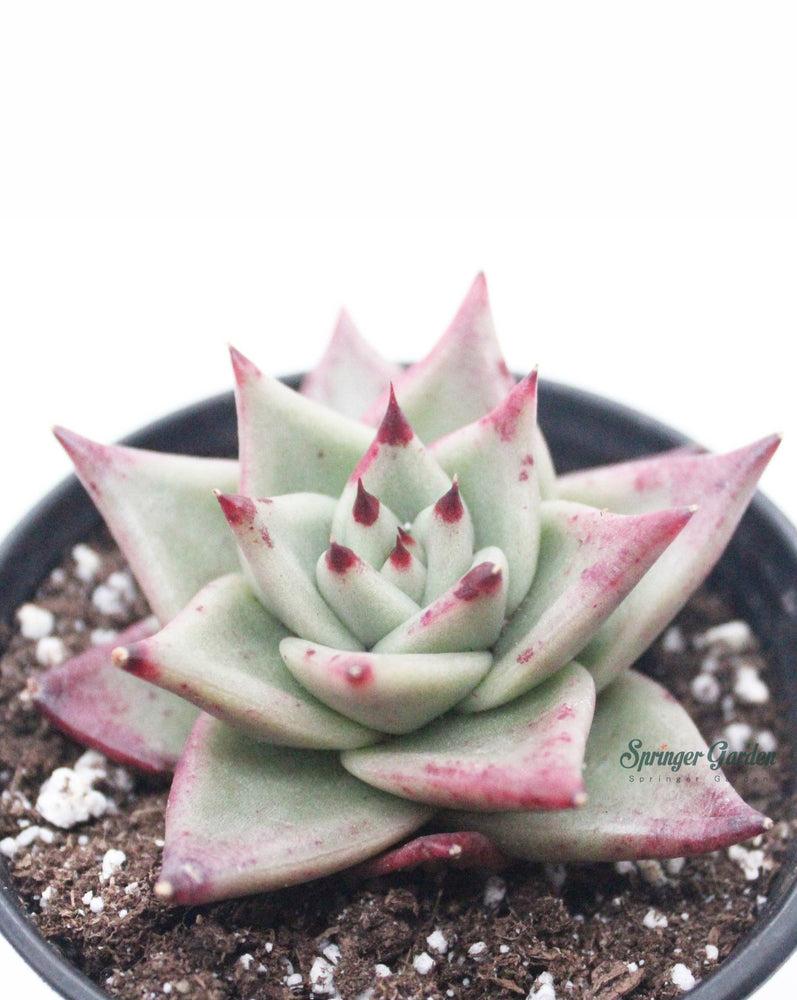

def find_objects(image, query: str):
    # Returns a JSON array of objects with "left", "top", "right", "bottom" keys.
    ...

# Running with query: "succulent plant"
[{"left": 32, "top": 274, "right": 779, "bottom": 906}]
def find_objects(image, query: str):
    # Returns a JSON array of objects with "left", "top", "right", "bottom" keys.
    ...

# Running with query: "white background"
[{"left": 1, "top": 3, "right": 795, "bottom": 998}]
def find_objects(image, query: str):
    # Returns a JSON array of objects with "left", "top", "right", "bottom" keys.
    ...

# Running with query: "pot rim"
[{"left": 1, "top": 378, "right": 795, "bottom": 1000}]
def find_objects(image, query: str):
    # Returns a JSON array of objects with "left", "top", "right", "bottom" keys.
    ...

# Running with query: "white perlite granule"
[
  {"left": 723, "top": 722, "right": 753, "bottom": 753},
  {"left": 528, "top": 970, "right": 557, "bottom": 999},
  {"left": 483, "top": 874, "right": 507, "bottom": 907},
  {"left": 17, "top": 603, "right": 55, "bottom": 640},
  {"left": 72, "top": 543, "right": 102, "bottom": 581},
  {"left": 705, "top": 944, "right": 719, "bottom": 962},
  {"left": 727, "top": 843, "right": 766, "bottom": 880},
  {"left": 35, "top": 634, "right": 67, "bottom": 667},
  {"left": 101, "top": 847, "right": 127, "bottom": 881},
  {"left": 643, "top": 908, "right": 668, "bottom": 929},
  {"left": 35, "top": 750, "right": 113, "bottom": 829},
  {"left": 694, "top": 620, "right": 753, "bottom": 652},
  {"left": 0, "top": 824, "right": 55, "bottom": 858},
  {"left": 733, "top": 665, "right": 770, "bottom": 704},
  {"left": 309, "top": 956, "right": 336, "bottom": 995},
  {"left": 426, "top": 929, "right": 448, "bottom": 954},
  {"left": 671, "top": 962, "right": 697, "bottom": 990},
  {"left": 91, "top": 571, "right": 137, "bottom": 615},
  {"left": 412, "top": 951, "right": 435, "bottom": 975},
  {"left": 689, "top": 672, "right": 721, "bottom": 705}
]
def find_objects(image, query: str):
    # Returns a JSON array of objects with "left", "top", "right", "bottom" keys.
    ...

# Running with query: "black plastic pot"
[{"left": 1, "top": 379, "right": 796, "bottom": 1000}]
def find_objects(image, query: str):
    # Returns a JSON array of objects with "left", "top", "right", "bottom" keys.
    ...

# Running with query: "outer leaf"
[
  {"left": 431, "top": 372, "right": 541, "bottom": 614},
  {"left": 448, "top": 670, "right": 771, "bottom": 860},
  {"left": 31, "top": 618, "right": 197, "bottom": 775},
  {"left": 361, "top": 273, "right": 517, "bottom": 441},
  {"left": 373, "top": 548, "right": 509, "bottom": 655},
  {"left": 350, "top": 831, "right": 508, "bottom": 878},
  {"left": 156, "top": 714, "right": 433, "bottom": 905},
  {"left": 461, "top": 501, "right": 694, "bottom": 712},
  {"left": 54, "top": 428, "right": 239, "bottom": 621},
  {"left": 217, "top": 492, "right": 362, "bottom": 651},
  {"left": 299, "top": 308, "right": 402, "bottom": 417},
  {"left": 231, "top": 346, "right": 373, "bottom": 498},
  {"left": 557, "top": 436, "right": 781, "bottom": 689},
  {"left": 342, "top": 662, "right": 594, "bottom": 811},
  {"left": 113, "top": 575, "right": 376, "bottom": 750},
  {"left": 280, "top": 637, "right": 492, "bottom": 735}
]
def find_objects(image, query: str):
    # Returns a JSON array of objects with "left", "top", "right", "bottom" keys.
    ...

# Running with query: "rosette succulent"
[{"left": 33, "top": 275, "right": 779, "bottom": 906}]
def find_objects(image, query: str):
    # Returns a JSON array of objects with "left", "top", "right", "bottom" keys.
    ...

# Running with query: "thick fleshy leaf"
[
  {"left": 217, "top": 492, "right": 362, "bottom": 651},
  {"left": 350, "top": 831, "right": 508, "bottom": 878},
  {"left": 361, "top": 273, "right": 517, "bottom": 441},
  {"left": 54, "top": 428, "right": 239, "bottom": 621},
  {"left": 461, "top": 501, "right": 694, "bottom": 712},
  {"left": 299, "top": 308, "right": 402, "bottom": 417},
  {"left": 231, "top": 346, "right": 373, "bottom": 498},
  {"left": 448, "top": 670, "right": 771, "bottom": 860},
  {"left": 431, "top": 372, "right": 541, "bottom": 614},
  {"left": 379, "top": 529, "right": 427, "bottom": 603},
  {"left": 113, "top": 574, "right": 376, "bottom": 750},
  {"left": 372, "top": 547, "right": 509, "bottom": 655},
  {"left": 315, "top": 543, "right": 421, "bottom": 648},
  {"left": 155, "top": 714, "right": 433, "bottom": 905},
  {"left": 280, "top": 637, "right": 492, "bottom": 735},
  {"left": 342, "top": 662, "right": 594, "bottom": 811},
  {"left": 30, "top": 618, "right": 197, "bottom": 775},
  {"left": 334, "top": 388, "right": 452, "bottom": 531},
  {"left": 557, "top": 436, "right": 780, "bottom": 689},
  {"left": 332, "top": 478, "right": 403, "bottom": 569},
  {"left": 412, "top": 480, "right": 476, "bottom": 605}
]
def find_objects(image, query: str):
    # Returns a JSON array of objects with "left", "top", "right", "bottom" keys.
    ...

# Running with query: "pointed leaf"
[
  {"left": 156, "top": 714, "right": 433, "bottom": 904},
  {"left": 114, "top": 575, "right": 376, "bottom": 749},
  {"left": 299, "top": 308, "right": 402, "bottom": 417},
  {"left": 449, "top": 670, "right": 771, "bottom": 860},
  {"left": 412, "top": 480, "right": 476, "bottom": 605},
  {"left": 380, "top": 529, "right": 427, "bottom": 603},
  {"left": 54, "top": 428, "right": 239, "bottom": 621},
  {"left": 217, "top": 492, "right": 362, "bottom": 651},
  {"left": 350, "top": 831, "right": 508, "bottom": 878},
  {"left": 231, "top": 346, "right": 373, "bottom": 498},
  {"left": 372, "top": 548, "right": 509, "bottom": 655},
  {"left": 342, "top": 662, "right": 595, "bottom": 811},
  {"left": 332, "top": 478, "right": 403, "bottom": 569},
  {"left": 431, "top": 372, "right": 541, "bottom": 613},
  {"left": 461, "top": 501, "right": 694, "bottom": 712},
  {"left": 361, "top": 273, "right": 516, "bottom": 440},
  {"left": 558, "top": 436, "right": 781, "bottom": 689},
  {"left": 334, "top": 387, "right": 452, "bottom": 530},
  {"left": 31, "top": 618, "right": 197, "bottom": 775},
  {"left": 280, "top": 637, "right": 492, "bottom": 735},
  {"left": 316, "top": 543, "right": 421, "bottom": 648}
]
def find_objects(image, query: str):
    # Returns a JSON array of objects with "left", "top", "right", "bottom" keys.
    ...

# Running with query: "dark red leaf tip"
[
  {"left": 389, "top": 531, "right": 412, "bottom": 569},
  {"left": 353, "top": 478, "right": 380, "bottom": 526},
  {"left": 377, "top": 384, "right": 414, "bottom": 447},
  {"left": 326, "top": 542, "right": 359, "bottom": 574},
  {"left": 216, "top": 492, "right": 257, "bottom": 529},
  {"left": 454, "top": 562, "right": 503, "bottom": 601},
  {"left": 434, "top": 478, "right": 465, "bottom": 523}
]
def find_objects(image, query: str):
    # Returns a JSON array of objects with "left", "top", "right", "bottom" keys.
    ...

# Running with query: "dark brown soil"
[{"left": 1, "top": 529, "right": 794, "bottom": 1000}]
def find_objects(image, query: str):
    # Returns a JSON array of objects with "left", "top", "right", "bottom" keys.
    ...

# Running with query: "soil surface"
[{"left": 1, "top": 528, "right": 794, "bottom": 1000}]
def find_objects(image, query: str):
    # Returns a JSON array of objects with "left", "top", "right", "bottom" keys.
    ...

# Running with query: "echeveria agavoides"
[{"left": 37, "top": 274, "right": 778, "bottom": 904}]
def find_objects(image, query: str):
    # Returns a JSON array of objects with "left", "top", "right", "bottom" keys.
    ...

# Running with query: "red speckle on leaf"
[
  {"left": 377, "top": 385, "right": 414, "bottom": 446},
  {"left": 454, "top": 562, "right": 503, "bottom": 601},
  {"left": 518, "top": 469, "right": 529, "bottom": 482},
  {"left": 353, "top": 478, "right": 380, "bottom": 525},
  {"left": 435, "top": 479, "right": 465, "bottom": 523},
  {"left": 557, "top": 704, "right": 576, "bottom": 720},
  {"left": 516, "top": 647, "right": 534, "bottom": 664},
  {"left": 260, "top": 527, "right": 274, "bottom": 548},
  {"left": 326, "top": 542, "right": 358, "bottom": 574}
]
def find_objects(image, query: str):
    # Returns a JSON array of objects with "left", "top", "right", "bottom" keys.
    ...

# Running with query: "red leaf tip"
[
  {"left": 377, "top": 385, "right": 414, "bottom": 447},
  {"left": 353, "top": 478, "right": 380, "bottom": 525}
]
